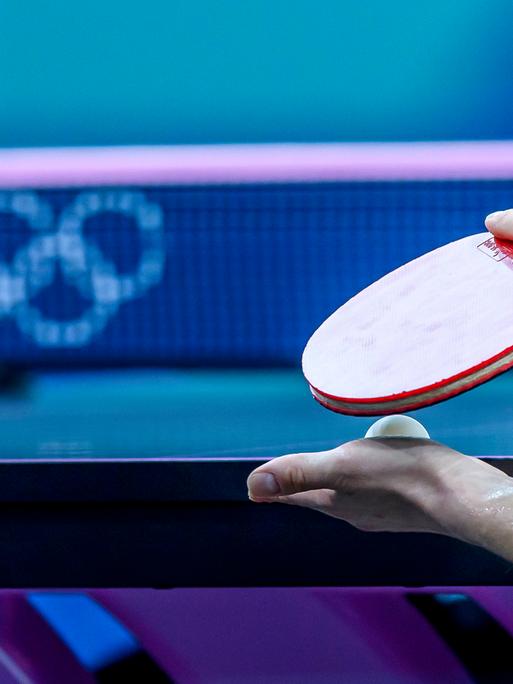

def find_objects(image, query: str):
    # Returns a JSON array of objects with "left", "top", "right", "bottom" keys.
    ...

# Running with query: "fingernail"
[
  {"left": 247, "top": 472, "right": 281, "bottom": 498},
  {"left": 485, "top": 210, "right": 505, "bottom": 228}
]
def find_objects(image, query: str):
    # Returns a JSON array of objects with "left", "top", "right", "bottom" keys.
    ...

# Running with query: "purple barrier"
[
  {"left": 92, "top": 588, "right": 473, "bottom": 683},
  {"left": 0, "top": 592, "right": 93, "bottom": 684},
  {"left": 469, "top": 587, "right": 513, "bottom": 634}
]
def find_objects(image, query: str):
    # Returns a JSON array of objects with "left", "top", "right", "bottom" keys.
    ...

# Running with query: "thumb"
[
  {"left": 247, "top": 450, "right": 342, "bottom": 500},
  {"left": 485, "top": 209, "right": 513, "bottom": 240}
]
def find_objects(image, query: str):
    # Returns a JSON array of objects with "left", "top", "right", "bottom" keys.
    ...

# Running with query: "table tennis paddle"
[{"left": 303, "top": 232, "right": 513, "bottom": 416}]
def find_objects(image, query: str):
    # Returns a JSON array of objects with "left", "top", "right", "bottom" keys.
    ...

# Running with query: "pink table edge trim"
[{"left": 0, "top": 140, "right": 513, "bottom": 187}]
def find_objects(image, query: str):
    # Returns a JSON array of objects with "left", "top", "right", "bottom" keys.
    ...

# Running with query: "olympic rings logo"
[{"left": 0, "top": 190, "right": 165, "bottom": 348}]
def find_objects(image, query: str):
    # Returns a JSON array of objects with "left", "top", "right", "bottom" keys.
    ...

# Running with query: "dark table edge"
[{"left": 0, "top": 455, "right": 508, "bottom": 503}]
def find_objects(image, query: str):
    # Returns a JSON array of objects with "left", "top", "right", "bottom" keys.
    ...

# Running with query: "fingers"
[
  {"left": 485, "top": 209, "right": 513, "bottom": 240},
  {"left": 247, "top": 449, "right": 345, "bottom": 500}
]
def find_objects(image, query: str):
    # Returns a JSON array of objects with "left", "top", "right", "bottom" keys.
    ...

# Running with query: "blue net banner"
[{"left": 0, "top": 179, "right": 511, "bottom": 366}]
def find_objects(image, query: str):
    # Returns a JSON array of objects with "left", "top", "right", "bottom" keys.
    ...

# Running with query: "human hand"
[{"left": 247, "top": 438, "right": 513, "bottom": 560}]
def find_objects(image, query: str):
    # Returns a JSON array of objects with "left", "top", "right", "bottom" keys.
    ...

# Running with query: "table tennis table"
[
  {"left": 0, "top": 369, "right": 510, "bottom": 682},
  {"left": 0, "top": 367, "right": 511, "bottom": 589}
]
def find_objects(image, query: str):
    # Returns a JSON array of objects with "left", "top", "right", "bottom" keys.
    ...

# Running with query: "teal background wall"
[{"left": 0, "top": 0, "right": 512, "bottom": 147}]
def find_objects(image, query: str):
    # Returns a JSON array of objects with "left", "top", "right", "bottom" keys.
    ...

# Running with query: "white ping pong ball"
[{"left": 364, "top": 415, "right": 430, "bottom": 439}]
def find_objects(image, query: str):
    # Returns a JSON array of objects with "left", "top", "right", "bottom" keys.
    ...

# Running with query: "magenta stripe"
[{"left": 0, "top": 141, "right": 513, "bottom": 187}]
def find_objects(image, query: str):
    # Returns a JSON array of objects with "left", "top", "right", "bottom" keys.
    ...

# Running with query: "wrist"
[{"left": 426, "top": 455, "right": 513, "bottom": 557}]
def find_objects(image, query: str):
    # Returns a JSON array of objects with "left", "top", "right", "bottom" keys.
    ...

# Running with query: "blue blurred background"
[
  {"left": 1, "top": 2, "right": 513, "bottom": 680},
  {"left": 0, "top": 0, "right": 511, "bottom": 456},
  {"left": 1, "top": 0, "right": 513, "bottom": 147}
]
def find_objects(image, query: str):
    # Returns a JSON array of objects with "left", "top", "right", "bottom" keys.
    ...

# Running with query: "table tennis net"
[{"left": 0, "top": 180, "right": 510, "bottom": 366}]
